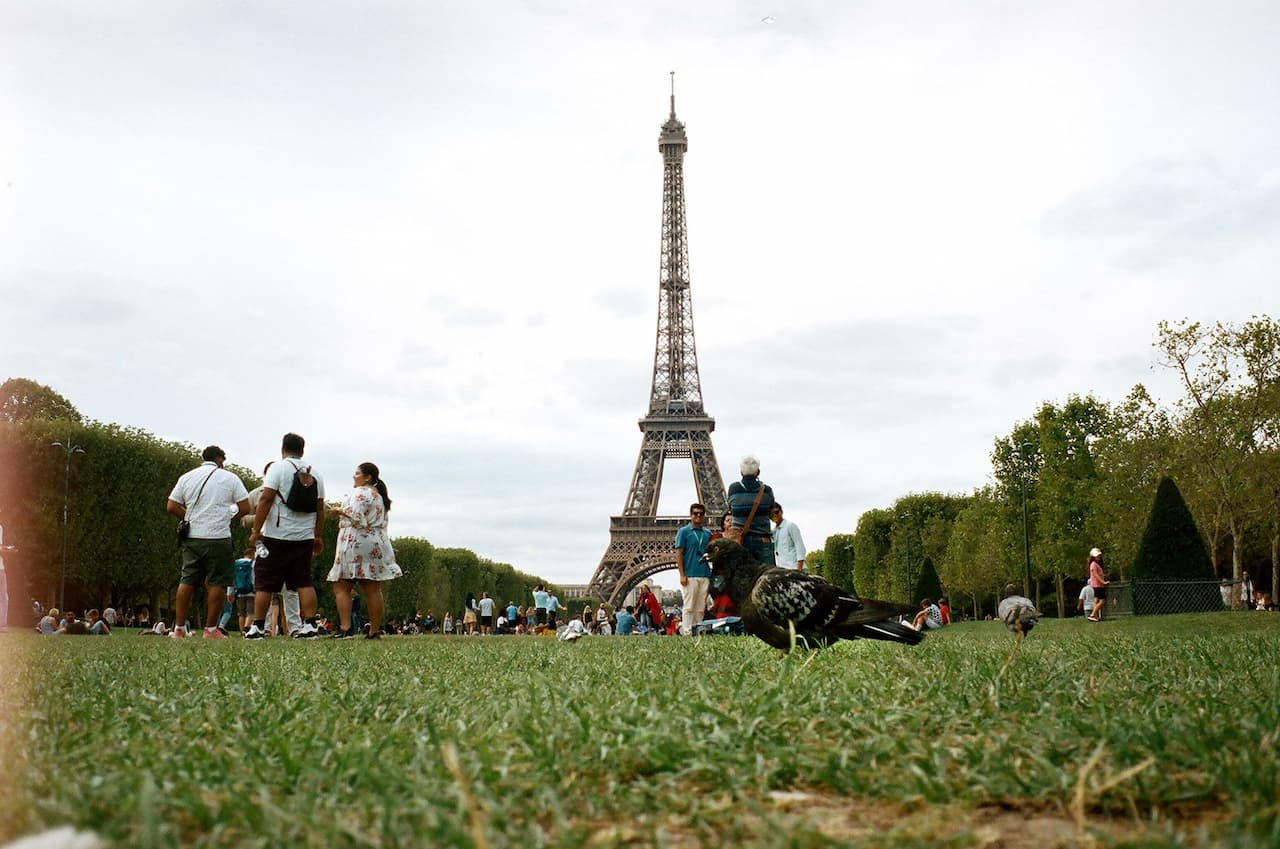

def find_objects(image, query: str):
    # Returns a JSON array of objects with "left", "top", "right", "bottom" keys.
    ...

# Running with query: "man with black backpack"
[{"left": 246, "top": 432, "right": 326, "bottom": 639}]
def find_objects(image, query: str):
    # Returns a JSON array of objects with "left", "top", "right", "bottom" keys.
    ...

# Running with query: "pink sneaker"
[
  {"left": 170, "top": 626, "right": 188, "bottom": 639},
  {"left": 203, "top": 627, "right": 227, "bottom": 639}
]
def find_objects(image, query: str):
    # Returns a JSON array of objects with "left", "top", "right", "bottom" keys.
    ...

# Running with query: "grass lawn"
[{"left": 2, "top": 613, "right": 1278, "bottom": 848}]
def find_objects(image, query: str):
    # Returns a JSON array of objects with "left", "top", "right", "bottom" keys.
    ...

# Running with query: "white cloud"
[{"left": 3, "top": 1, "right": 1278, "bottom": 584}]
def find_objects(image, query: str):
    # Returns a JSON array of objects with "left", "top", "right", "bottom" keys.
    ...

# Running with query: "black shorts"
[
  {"left": 254, "top": 538, "right": 315, "bottom": 594},
  {"left": 1092, "top": 586, "right": 1108, "bottom": 600},
  {"left": 480, "top": 615, "right": 494, "bottom": 627},
  {"left": 536, "top": 608, "right": 548, "bottom": 625}
]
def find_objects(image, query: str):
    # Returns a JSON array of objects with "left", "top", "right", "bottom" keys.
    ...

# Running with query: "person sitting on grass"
[
  {"left": 86, "top": 609, "right": 111, "bottom": 635},
  {"left": 38, "top": 608, "right": 59, "bottom": 635},
  {"left": 911, "top": 598, "right": 943, "bottom": 631},
  {"left": 615, "top": 605, "right": 637, "bottom": 636}
]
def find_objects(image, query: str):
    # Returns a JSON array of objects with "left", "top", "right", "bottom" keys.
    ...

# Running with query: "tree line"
[
  {"left": 0, "top": 378, "right": 558, "bottom": 621},
  {"left": 809, "top": 317, "right": 1280, "bottom": 618}
]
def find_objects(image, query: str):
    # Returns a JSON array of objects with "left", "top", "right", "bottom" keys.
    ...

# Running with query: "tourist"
[
  {"left": 727, "top": 456, "right": 776, "bottom": 567},
  {"left": 165, "top": 445, "right": 251, "bottom": 639},
  {"left": 246, "top": 433, "right": 325, "bottom": 640},
  {"left": 674, "top": 502, "right": 712, "bottom": 634},
  {"left": 326, "top": 462, "right": 401, "bottom": 640},
  {"left": 1087, "top": 547, "right": 1108, "bottom": 622}
]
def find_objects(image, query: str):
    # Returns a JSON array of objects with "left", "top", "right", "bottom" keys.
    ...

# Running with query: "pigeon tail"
[{"left": 834, "top": 617, "right": 924, "bottom": 646}]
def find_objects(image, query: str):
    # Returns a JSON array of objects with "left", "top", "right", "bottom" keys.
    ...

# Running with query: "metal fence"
[{"left": 1105, "top": 579, "right": 1252, "bottom": 617}]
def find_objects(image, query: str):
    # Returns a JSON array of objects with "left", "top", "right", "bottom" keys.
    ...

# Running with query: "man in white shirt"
[
  {"left": 166, "top": 446, "right": 251, "bottom": 639},
  {"left": 1076, "top": 584, "right": 1095, "bottom": 618},
  {"left": 478, "top": 592, "right": 496, "bottom": 635},
  {"left": 247, "top": 433, "right": 325, "bottom": 640},
  {"left": 770, "top": 504, "right": 806, "bottom": 571}
]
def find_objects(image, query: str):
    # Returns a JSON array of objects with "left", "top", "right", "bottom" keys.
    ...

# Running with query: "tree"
[
  {"left": 1032, "top": 395, "right": 1109, "bottom": 615},
  {"left": 940, "top": 487, "right": 1017, "bottom": 619},
  {"left": 853, "top": 509, "right": 893, "bottom": 599},
  {"left": 889, "top": 493, "right": 966, "bottom": 603},
  {"left": 0, "top": 378, "right": 82, "bottom": 424},
  {"left": 1088, "top": 385, "right": 1177, "bottom": 576},
  {"left": 820, "top": 533, "right": 855, "bottom": 591},
  {"left": 1131, "top": 475, "right": 1219, "bottom": 614},
  {"left": 1155, "top": 317, "right": 1280, "bottom": 581}
]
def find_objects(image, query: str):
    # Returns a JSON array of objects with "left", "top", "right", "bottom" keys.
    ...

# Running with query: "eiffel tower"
[{"left": 588, "top": 77, "right": 729, "bottom": 607}]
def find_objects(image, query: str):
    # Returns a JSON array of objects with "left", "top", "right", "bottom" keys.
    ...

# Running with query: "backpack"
[
  {"left": 234, "top": 558, "right": 254, "bottom": 595},
  {"left": 279, "top": 460, "right": 318, "bottom": 513}
]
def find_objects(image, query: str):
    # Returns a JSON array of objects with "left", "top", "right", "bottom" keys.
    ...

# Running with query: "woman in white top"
[{"left": 327, "top": 462, "right": 401, "bottom": 639}]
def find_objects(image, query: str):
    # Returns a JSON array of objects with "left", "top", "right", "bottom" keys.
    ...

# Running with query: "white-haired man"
[{"left": 727, "top": 455, "right": 776, "bottom": 567}]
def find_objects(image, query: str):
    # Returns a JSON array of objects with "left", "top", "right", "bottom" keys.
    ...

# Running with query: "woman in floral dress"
[{"left": 327, "top": 462, "right": 401, "bottom": 639}]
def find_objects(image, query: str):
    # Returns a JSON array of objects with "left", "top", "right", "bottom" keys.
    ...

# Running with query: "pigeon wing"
[{"left": 751, "top": 569, "right": 861, "bottom": 630}]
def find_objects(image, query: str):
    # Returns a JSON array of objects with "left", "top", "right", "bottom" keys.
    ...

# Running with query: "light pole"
[
  {"left": 51, "top": 438, "right": 86, "bottom": 610},
  {"left": 899, "top": 512, "right": 913, "bottom": 598},
  {"left": 1014, "top": 441, "right": 1034, "bottom": 598}
]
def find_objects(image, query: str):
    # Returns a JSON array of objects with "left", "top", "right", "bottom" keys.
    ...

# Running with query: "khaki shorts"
[{"left": 180, "top": 538, "right": 235, "bottom": 588}]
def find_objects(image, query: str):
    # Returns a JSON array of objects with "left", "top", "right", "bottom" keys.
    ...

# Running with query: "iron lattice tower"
[{"left": 588, "top": 78, "right": 729, "bottom": 606}]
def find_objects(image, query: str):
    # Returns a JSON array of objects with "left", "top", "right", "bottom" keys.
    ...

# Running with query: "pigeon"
[
  {"left": 997, "top": 584, "right": 1040, "bottom": 638},
  {"left": 701, "top": 538, "right": 923, "bottom": 651},
  {"left": 995, "top": 584, "right": 1041, "bottom": 674}
]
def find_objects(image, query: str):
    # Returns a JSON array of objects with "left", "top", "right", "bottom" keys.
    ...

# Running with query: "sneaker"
[
  {"left": 333, "top": 628, "right": 356, "bottom": 640},
  {"left": 170, "top": 626, "right": 188, "bottom": 639},
  {"left": 1087, "top": 616, "right": 1100, "bottom": 622},
  {"left": 364, "top": 632, "right": 381, "bottom": 640},
  {"left": 294, "top": 623, "right": 319, "bottom": 639},
  {"left": 203, "top": 626, "right": 227, "bottom": 640},
  {"left": 244, "top": 624, "right": 267, "bottom": 640}
]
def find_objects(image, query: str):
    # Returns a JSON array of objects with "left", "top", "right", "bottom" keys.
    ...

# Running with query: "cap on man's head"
[
  {"left": 739, "top": 455, "right": 760, "bottom": 476},
  {"left": 202, "top": 445, "right": 226, "bottom": 462}
]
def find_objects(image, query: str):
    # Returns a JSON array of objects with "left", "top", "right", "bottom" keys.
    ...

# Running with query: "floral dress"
[{"left": 326, "top": 486, "right": 402, "bottom": 582}]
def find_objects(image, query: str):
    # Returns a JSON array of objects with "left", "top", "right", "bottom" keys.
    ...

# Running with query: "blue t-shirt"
[
  {"left": 547, "top": 595, "right": 560, "bottom": 612},
  {"left": 615, "top": 609, "right": 636, "bottom": 636},
  {"left": 506, "top": 604, "right": 518, "bottom": 622},
  {"left": 532, "top": 590, "right": 549, "bottom": 610},
  {"left": 674, "top": 524, "right": 712, "bottom": 577}
]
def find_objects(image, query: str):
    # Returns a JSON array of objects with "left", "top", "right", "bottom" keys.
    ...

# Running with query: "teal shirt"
[{"left": 674, "top": 524, "right": 712, "bottom": 578}]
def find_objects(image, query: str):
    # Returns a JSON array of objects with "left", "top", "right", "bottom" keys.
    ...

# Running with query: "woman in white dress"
[{"left": 327, "top": 462, "right": 401, "bottom": 639}]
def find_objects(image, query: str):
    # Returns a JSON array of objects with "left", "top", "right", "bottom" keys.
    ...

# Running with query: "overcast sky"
[{"left": 3, "top": 1, "right": 1277, "bottom": 586}]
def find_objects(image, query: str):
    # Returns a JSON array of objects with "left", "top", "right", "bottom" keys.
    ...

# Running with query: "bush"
[{"left": 1132, "top": 476, "right": 1220, "bottom": 614}]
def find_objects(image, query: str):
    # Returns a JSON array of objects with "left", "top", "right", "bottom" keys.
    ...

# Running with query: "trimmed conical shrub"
[
  {"left": 1131, "top": 476, "right": 1220, "bottom": 613},
  {"left": 912, "top": 556, "right": 944, "bottom": 604}
]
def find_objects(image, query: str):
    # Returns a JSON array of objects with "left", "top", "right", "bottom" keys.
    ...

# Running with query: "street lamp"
[
  {"left": 899, "top": 512, "right": 913, "bottom": 598},
  {"left": 1013, "top": 441, "right": 1035, "bottom": 598},
  {"left": 51, "top": 438, "right": 86, "bottom": 610}
]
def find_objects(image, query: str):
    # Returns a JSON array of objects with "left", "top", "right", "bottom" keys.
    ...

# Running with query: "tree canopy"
[{"left": 1, "top": 377, "right": 82, "bottom": 424}]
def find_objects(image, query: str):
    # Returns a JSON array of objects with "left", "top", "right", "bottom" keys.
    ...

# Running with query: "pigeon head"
[{"left": 704, "top": 538, "right": 764, "bottom": 576}]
